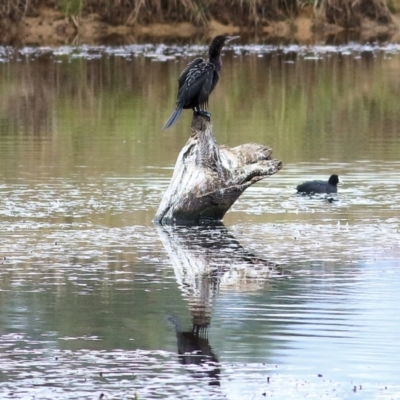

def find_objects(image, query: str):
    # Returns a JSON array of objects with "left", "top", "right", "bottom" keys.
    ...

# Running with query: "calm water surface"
[{"left": 0, "top": 43, "right": 400, "bottom": 399}]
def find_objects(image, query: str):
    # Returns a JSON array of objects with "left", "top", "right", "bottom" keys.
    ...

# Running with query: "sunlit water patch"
[
  {"left": 2, "top": 341, "right": 397, "bottom": 400},
  {"left": 0, "top": 175, "right": 168, "bottom": 224}
]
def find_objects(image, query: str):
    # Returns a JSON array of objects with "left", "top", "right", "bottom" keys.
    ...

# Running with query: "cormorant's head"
[
  {"left": 328, "top": 175, "right": 341, "bottom": 186},
  {"left": 209, "top": 35, "right": 240, "bottom": 57}
]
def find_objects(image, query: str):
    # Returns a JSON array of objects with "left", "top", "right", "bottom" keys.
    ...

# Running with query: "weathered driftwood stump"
[{"left": 154, "top": 114, "right": 282, "bottom": 225}]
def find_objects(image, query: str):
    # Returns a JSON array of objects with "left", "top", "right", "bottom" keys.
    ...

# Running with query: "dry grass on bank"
[
  {"left": 317, "top": 0, "right": 392, "bottom": 27},
  {"left": 0, "top": 0, "right": 397, "bottom": 28},
  {"left": 0, "top": 0, "right": 31, "bottom": 19}
]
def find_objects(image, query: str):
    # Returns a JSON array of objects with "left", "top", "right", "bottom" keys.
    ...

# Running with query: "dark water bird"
[
  {"left": 297, "top": 174, "right": 341, "bottom": 195},
  {"left": 162, "top": 35, "right": 239, "bottom": 130}
]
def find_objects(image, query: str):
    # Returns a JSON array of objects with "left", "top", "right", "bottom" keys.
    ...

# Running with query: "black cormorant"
[
  {"left": 162, "top": 35, "right": 239, "bottom": 130},
  {"left": 296, "top": 175, "right": 341, "bottom": 195}
]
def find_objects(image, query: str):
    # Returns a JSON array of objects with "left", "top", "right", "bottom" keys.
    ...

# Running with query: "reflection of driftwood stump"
[
  {"left": 157, "top": 224, "right": 282, "bottom": 329},
  {"left": 154, "top": 114, "right": 283, "bottom": 225}
]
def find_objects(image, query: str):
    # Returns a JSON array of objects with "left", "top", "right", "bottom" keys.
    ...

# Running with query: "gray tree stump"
[{"left": 154, "top": 114, "right": 282, "bottom": 225}]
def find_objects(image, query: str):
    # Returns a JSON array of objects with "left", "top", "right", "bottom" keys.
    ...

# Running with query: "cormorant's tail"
[{"left": 162, "top": 107, "right": 183, "bottom": 130}]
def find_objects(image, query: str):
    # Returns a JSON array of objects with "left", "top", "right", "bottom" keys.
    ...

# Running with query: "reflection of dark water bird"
[
  {"left": 162, "top": 35, "right": 239, "bottom": 130},
  {"left": 297, "top": 174, "right": 341, "bottom": 195},
  {"left": 168, "top": 316, "right": 221, "bottom": 386}
]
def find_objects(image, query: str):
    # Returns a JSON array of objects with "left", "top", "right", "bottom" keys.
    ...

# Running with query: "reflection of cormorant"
[
  {"left": 168, "top": 316, "right": 221, "bottom": 386},
  {"left": 158, "top": 225, "right": 283, "bottom": 387},
  {"left": 162, "top": 35, "right": 239, "bottom": 130}
]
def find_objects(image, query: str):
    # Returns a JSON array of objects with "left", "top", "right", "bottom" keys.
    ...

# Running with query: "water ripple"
[{"left": 2, "top": 42, "right": 400, "bottom": 63}]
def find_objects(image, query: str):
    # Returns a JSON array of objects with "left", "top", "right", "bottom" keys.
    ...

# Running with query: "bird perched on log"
[{"left": 162, "top": 35, "right": 239, "bottom": 130}]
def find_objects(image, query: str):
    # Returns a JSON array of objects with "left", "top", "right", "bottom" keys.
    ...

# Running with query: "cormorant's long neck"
[{"left": 208, "top": 45, "right": 222, "bottom": 71}]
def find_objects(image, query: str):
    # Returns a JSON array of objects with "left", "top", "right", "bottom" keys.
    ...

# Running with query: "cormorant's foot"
[{"left": 194, "top": 110, "right": 211, "bottom": 119}]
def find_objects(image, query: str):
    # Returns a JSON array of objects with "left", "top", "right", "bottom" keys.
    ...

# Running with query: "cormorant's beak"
[
  {"left": 338, "top": 177, "right": 344, "bottom": 185},
  {"left": 225, "top": 36, "right": 240, "bottom": 44}
]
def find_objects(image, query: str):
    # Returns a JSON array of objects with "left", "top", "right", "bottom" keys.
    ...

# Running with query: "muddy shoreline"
[{"left": 1, "top": 7, "right": 400, "bottom": 46}]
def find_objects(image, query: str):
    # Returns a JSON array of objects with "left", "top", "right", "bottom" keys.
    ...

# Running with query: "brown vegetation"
[
  {"left": 318, "top": 0, "right": 392, "bottom": 27},
  {"left": 0, "top": 0, "right": 398, "bottom": 44},
  {"left": 0, "top": 0, "right": 396, "bottom": 26}
]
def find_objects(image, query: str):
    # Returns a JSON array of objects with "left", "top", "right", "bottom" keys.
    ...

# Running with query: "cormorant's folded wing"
[
  {"left": 178, "top": 58, "right": 204, "bottom": 87},
  {"left": 178, "top": 61, "right": 215, "bottom": 106}
]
